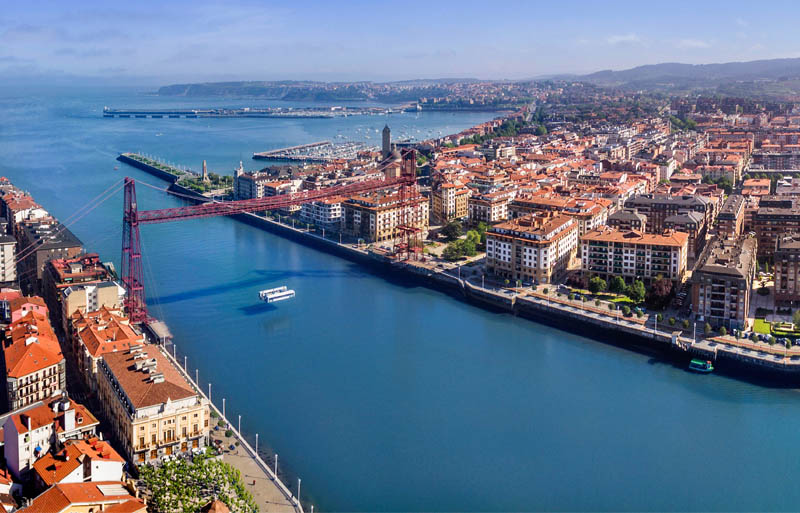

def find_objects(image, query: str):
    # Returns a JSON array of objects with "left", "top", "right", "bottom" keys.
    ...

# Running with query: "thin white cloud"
[
  {"left": 676, "top": 38, "right": 711, "bottom": 49},
  {"left": 606, "top": 33, "right": 641, "bottom": 45},
  {"left": 736, "top": 17, "right": 749, "bottom": 27}
]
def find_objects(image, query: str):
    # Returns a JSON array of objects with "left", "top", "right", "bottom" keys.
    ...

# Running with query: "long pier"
[
  {"left": 103, "top": 106, "right": 400, "bottom": 119},
  {"left": 117, "top": 153, "right": 197, "bottom": 183}
]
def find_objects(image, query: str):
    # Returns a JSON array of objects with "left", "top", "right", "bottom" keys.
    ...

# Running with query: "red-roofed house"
[
  {"left": 33, "top": 437, "right": 124, "bottom": 489},
  {"left": 3, "top": 396, "right": 99, "bottom": 479},
  {"left": 69, "top": 307, "right": 144, "bottom": 393},
  {"left": 18, "top": 481, "right": 143, "bottom": 513},
  {"left": 9, "top": 296, "right": 47, "bottom": 323},
  {"left": 3, "top": 310, "right": 65, "bottom": 411}
]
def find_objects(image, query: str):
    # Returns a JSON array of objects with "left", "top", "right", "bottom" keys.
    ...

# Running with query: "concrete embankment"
[
  {"left": 118, "top": 154, "right": 180, "bottom": 183},
  {"left": 159, "top": 186, "right": 800, "bottom": 381}
]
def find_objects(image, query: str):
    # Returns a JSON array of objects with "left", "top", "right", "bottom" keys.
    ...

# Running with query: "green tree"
[
  {"left": 704, "top": 323, "right": 712, "bottom": 336},
  {"left": 609, "top": 276, "right": 627, "bottom": 295},
  {"left": 476, "top": 222, "right": 489, "bottom": 244},
  {"left": 609, "top": 303, "right": 616, "bottom": 311},
  {"left": 682, "top": 319, "right": 690, "bottom": 329},
  {"left": 656, "top": 313, "right": 663, "bottom": 323},
  {"left": 588, "top": 276, "right": 608, "bottom": 294},
  {"left": 668, "top": 317, "right": 676, "bottom": 326},
  {"left": 719, "top": 326, "right": 727, "bottom": 336},
  {"left": 750, "top": 333, "right": 759, "bottom": 342},
  {"left": 621, "top": 305, "right": 631, "bottom": 316},
  {"left": 442, "top": 243, "right": 461, "bottom": 261},
  {"left": 441, "top": 221, "right": 462, "bottom": 241},
  {"left": 535, "top": 125, "right": 547, "bottom": 136},
  {"left": 793, "top": 310, "right": 800, "bottom": 327},
  {"left": 465, "top": 230, "right": 481, "bottom": 247},
  {"left": 627, "top": 280, "right": 646, "bottom": 303},
  {"left": 462, "top": 239, "right": 477, "bottom": 257}
]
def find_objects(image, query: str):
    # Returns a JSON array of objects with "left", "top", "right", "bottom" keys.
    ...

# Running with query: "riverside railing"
[{"left": 161, "top": 345, "right": 306, "bottom": 513}]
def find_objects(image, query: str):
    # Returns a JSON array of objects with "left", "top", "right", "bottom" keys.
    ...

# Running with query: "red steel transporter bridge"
[{"left": 122, "top": 149, "right": 419, "bottom": 324}]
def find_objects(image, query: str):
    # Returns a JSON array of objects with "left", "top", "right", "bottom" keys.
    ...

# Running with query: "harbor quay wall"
[
  {"left": 160, "top": 186, "right": 800, "bottom": 382},
  {"left": 118, "top": 154, "right": 179, "bottom": 184}
]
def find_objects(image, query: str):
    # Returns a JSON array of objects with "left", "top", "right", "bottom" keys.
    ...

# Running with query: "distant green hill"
[
  {"left": 569, "top": 57, "right": 800, "bottom": 97},
  {"left": 156, "top": 80, "right": 461, "bottom": 102}
]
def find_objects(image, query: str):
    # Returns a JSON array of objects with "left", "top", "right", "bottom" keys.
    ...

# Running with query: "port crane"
[{"left": 122, "top": 150, "right": 419, "bottom": 324}]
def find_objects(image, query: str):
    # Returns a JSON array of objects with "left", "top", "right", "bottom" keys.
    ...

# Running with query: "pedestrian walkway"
[
  {"left": 162, "top": 346, "right": 303, "bottom": 513},
  {"left": 209, "top": 428, "right": 296, "bottom": 512}
]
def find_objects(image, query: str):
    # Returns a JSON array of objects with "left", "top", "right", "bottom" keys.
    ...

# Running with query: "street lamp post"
[
  {"left": 297, "top": 478, "right": 301, "bottom": 503},
  {"left": 238, "top": 415, "right": 241, "bottom": 435},
  {"left": 184, "top": 355, "right": 187, "bottom": 370},
  {"left": 208, "top": 383, "right": 211, "bottom": 402},
  {"left": 222, "top": 398, "right": 226, "bottom": 422},
  {"left": 274, "top": 453, "right": 278, "bottom": 476},
  {"left": 195, "top": 369, "right": 198, "bottom": 385},
  {"left": 255, "top": 433, "right": 259, "bottom": 454}
]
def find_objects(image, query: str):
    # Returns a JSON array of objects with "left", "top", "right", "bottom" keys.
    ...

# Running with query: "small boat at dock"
[
  {"left": 259, "top": 286, "right": 295, "bottom": 303},
  {"left": 689, "top": 359, "right": 714, "bottom": 373}
]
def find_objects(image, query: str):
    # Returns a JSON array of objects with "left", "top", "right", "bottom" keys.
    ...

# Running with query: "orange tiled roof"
[
  {"left": 34, "top": 437, "right": 123, "bottom": 486},
  {"left": 10, "top": 397, "right": 98, "bottom": 436},
  {"left": 4, "top": 311, "right": 62, "bottom": 378},
  {"left": 72, "top": 307, "right": 142, "bottom": 358},
  {"left": 581, "top": 226, "right": 689, "bottom": 248},
  {"left": 101, "top": 345, "right": 196, "bottom": 409},
  {"left": 21, "top": 481, "right": 136, "bottom": 513}
]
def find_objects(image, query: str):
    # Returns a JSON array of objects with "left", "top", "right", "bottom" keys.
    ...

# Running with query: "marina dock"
[{"left": 253, "top": 141, "right": 370, "bottom": 162}]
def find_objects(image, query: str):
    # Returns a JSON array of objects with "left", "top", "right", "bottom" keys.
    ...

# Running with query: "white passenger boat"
[{"left": 259, "top": 286, "right": 296, "bottom": 303}]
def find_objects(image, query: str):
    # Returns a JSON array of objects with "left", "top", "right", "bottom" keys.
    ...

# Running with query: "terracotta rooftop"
[
  {"left": 72, "top": 307, "right": 142, "bottom": 358},
  {"left": 9, "top": 296, "right": 47, "bottom": 314},
  {"left": 33, "top": 437, "right": 123, "bottom": 486},
  {"left": 3, "top": 311, "right": 62, "bottom": 378},
  {"left": 9, "top": 397, "right": 98, "bottom": 436},
  {"left": 20, "top": 481, "right": 136, "bottom": 513},
  {"left": 581, "top": 226, "right": 689, "bottom": 248},
  {"left": 102, "top": 345, "right": 196, "bottom": 409}
]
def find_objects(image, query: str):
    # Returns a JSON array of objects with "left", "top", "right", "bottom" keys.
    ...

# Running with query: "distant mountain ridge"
[
  {"left": 572, "top": 57, "right": 800, "bottom": 91},
  {"left": 157, "top": 57, "right": 800, "bottom": 100}
]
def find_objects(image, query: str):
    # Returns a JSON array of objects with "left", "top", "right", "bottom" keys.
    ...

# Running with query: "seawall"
[
  {"left": 160, "top": 187, "right": 800, "bottom": 384},
  {"left": 118, "top": 154, "right": 180, "bottom": 184}
]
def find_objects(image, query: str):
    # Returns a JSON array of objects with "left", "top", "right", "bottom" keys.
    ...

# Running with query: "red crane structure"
[{"left": 122, "top": 150, "right": 418, "bottom": 324}]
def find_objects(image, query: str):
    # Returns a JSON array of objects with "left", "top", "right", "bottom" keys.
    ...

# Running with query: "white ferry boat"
[{"left": 259, "top": 286, "right": 296, "bottom": 303}]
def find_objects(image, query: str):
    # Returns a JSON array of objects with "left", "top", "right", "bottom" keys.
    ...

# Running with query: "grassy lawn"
[{"left": 753, "top": 318, "right": 772, "bottom": 335}]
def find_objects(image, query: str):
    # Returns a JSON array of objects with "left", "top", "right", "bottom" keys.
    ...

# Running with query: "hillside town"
[{"left": 231, "top": 90, "right": 800, "bottom": 346}]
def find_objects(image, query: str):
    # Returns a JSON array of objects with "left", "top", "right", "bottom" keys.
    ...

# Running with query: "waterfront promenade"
[{"left": 161, "top": 345, "right": 304, "bottom": 513}]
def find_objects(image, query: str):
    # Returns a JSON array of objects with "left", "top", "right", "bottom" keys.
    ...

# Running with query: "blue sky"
[{"left": 1, "top": 0, "right": 798, "bottom": 85}]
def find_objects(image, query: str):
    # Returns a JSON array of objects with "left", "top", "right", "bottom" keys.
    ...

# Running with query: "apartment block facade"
[
  {"left": 486, "top": 212, "right": 578, "bottom": 284},
  {"left": 691, "top": 235, "right": 757, "bottom": 329},
  {"left": 97, "top": 344, "right": 209, "bottom": 464},
  {"left": 580, "top": 227, "right": 689, "bottom": 282}
]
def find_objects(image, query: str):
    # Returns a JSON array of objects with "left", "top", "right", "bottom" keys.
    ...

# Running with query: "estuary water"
[{"left": 1, "top": 85, "right": 800, "bottom": 511}]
